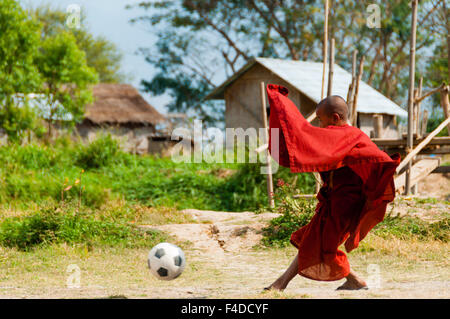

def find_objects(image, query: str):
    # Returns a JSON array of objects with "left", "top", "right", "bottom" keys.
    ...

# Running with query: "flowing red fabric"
[{"left": 267, "top": 84, "right": 400, "bottom": 281}]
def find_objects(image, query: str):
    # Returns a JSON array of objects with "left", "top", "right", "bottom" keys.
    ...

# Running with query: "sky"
[{"left": 20, "top": 0, "right": 171, "bottom": 115}]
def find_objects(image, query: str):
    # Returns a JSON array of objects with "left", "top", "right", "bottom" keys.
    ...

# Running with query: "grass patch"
[
  {"left": 261, "top": 183, "right": 316, "bottom": 247},
  {"left": 261, "top": 184, "right": 449, "bottom": 247},
  {"left": 413, "top": 197, "right": 439, "bottom": 205},
  {"left": 373, "top": 213, "right": 449, "bottom": 242},
  {"left": 0, "top": 205, "right": 169, "bottom": 251},
  {"left": 0, "top": 137, "right": 315, "bottom": 212}
]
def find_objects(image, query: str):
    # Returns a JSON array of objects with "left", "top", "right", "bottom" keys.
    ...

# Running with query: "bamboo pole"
[
  {"left": 372, "top": 114, "right": 383, "bottom": 138},
  {"left": 346, "top": 50, "right": 358, "bottom": 115},
  {"left": 440, "top": 85, "right": 450, "bottom": 135},
  {"left": 415, "top": 83, "right": 446, "bottom": 104},
  {"left": 260, "top": 82, "right": 275, "bottom": 208},
  {"left": 314, "top": 0, "right": 329, "bottom": 194},
  {"left": 405, "top": 0, "right": 418, "bottom": 195},
  {"left": 396, "top": 116, "right": 450, "bottom": 174},
  {"left": 327, "top": 38, "right": 335, "bottom": 97},
  {"left": 421, "top": 109, "right": 429, "bottom": 137},
  {"left": 306, "top": 112, "right": 317, "bottom": 123},
  {"left": 413, "top": 88, "right": 419, "bottom": 136},
  {"left": 412, "top": 76, "right": 422, "bottom": 194},
  {"left": 351, "top": 55, "right": 365, "bottom": 127},
  {"left": 416, "top": 77, "right": 423, "bottom": 137},
  {"left": 321, "top": 0, "right": 329, "bottom": 100}
]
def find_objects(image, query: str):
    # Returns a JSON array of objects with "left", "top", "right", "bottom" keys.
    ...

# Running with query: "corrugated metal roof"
[{"left": 206, "top": 57, "right": 408, "bottom": 117}]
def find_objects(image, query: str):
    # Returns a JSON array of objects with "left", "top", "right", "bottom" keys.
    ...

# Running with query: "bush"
[
  {"left": 261, "top": 181, "right": 316, "bottom": 247},
  {"left": 75, "top": 134, "right": 121, "bottom": 169},
  {"left": 261, "top": 181, "right": 450, "bottom": 247},
  {"left": 374, "top": 214, "right": 449, "bottom": 242},
  {"left": 0, "top": 206, "right": 168, "bottom": 251}
]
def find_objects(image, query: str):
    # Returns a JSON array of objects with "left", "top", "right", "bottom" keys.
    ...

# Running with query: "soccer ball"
[{"left": 147, "top": 242, "right": 186, "bottom": 281}]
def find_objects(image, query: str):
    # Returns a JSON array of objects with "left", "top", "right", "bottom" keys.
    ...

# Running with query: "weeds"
[
  {"left": 374, "top": 213, "right": 449, "bottom": 242},
  {"left": 261, "top": 180, "right": 450, "bottom": 247},
  {"left": 261, "top": 181, "right": 316, "bottom": 247},
  {"left": 0, "top": 137, "right": 315, "bottom": 212},
  {"left": 0, "top": 205, "right": 169, "bottom": 251}
]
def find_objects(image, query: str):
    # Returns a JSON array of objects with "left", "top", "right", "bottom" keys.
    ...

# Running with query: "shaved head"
[{"left": 315, "top": 96, "right": 349, "bottom": 128}]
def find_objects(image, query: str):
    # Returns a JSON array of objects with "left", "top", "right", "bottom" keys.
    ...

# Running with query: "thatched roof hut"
[{"left": 82, "top": 83, "right": 165, "bottom": 127}]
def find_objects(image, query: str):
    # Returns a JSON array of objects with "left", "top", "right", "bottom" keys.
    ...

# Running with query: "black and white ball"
[{"left": 147, "top": 243, "right": 186, "bottom": 281}]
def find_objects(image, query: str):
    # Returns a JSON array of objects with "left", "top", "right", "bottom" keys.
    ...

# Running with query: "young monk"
[{"left": 265, "top": 84, "right": 400, "bottom": 291}]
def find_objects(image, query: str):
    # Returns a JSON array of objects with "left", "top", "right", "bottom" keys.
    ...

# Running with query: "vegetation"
[
  {"left": 0, "top": 205, "right": 168, "bottom": 251},
  {"left": 35, "top": 31, "right": 98, "bottom": 136},
  {"left": 0, "top": 0, "right": 42, "bottom": 142},
  {"left": 261, "top": 182, "right": 450, "bottom": 247},
  {"left": 373, "top": 213, "right": 449, "bottom": 242},
  {"left": 0, "top": 135, "right": 315, "bottom": 212},
  {"left": 31, "top": 4, "right": 128, "bottom": 83},
  {"left": 261, "top": 181, "right": 316, "bottom": 247},
  {"left": 130, "top": 0, "right": 448, "bottom": 125},
  {"left": 0, "top": 1, "right": 126, "bottom": 144}
]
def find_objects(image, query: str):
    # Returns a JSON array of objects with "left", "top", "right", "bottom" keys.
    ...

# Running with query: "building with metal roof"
[{"left": 206, "top": 57, "right": 407, "bottom": 138}]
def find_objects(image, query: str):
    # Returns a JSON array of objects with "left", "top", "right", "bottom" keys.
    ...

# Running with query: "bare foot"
[
  {"left": 336, "top": 276, "right": 368, "bottom": 290},
  {"left": 336, "top": 280, "right": 368, "bottom": 290},
  {"left": 336, "top": 270, "right": 368, "bottom": 290},
  {"left": 264, "top": 278, "right": 288, "bottom": 291}
]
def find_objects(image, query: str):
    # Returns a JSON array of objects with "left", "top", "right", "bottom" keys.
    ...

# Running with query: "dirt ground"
[
  {"left": 0, "top": 173, "right": 448, "bottom": 299},
  {"left": 1, "top": 204, "right": 448, "bottom": 299}
]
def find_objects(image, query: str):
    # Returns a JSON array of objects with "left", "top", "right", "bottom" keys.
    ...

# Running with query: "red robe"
[{"left": 267, "top": 84, "right": 400, "bottom": 281}]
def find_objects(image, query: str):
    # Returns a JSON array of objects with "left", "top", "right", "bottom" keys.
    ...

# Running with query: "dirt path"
[
  {"left": 1, "top": 208, "right": 448, "bottom": 299},
  {"left": 137, "top": 209, "right": 450, "bottom": 299},
  {"left": 143, "top": 209, "right": 280, "bottom": 256}
]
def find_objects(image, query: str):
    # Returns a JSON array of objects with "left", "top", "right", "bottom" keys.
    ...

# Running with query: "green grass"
[
  {"left": 373, "top": 213, "right": 449, "bottom": 242},
  {"left": 0, "top": 135, "right": 315, "bottom": 212},
  {"left": 0, "top": 135, "right": 315, "bottom": 250},
  {"left": 0, "top": 204, "right": 169, "bottom": 251},
  {"left": 260, "top": 184, "right": 449, "bottom": 247}
]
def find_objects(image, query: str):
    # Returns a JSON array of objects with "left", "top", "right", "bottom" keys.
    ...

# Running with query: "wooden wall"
[{"left": 224, "top": 64, "right": 317, "bottom": 131}]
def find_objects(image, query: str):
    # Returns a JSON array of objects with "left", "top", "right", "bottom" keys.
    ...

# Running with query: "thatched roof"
[{"left": 84, "top": 84, "right": 165, "bottom": 125}]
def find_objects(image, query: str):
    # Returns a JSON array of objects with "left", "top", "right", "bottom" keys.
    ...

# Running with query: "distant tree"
[
  {"left": 34, "top": 32, "right": 98, "bottom": 137},
  {"left": 130, "top": 0, "right": 442, "bottom": 125},
  {"left": 0, "top": 0, "right": 42, "bottom": 143},
  {"left": 425, "top": 0, "right": 449, "bottom": 100},
  {"left": 31, "top": 4, "right": 128, "bottom": 84}
]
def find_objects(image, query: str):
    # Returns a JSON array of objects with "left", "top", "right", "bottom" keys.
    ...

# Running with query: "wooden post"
[
  {"left": 413, "top": 88, "right": 419, "bottom": 136},
  {"left": 306, "top": 112, "right": 317, "bottom": 123},
  {"left": 373, "top": 114, "right": 383, "bottom": 138},
  {"left": 405, "top": 0, "right": 418, "bottom": 196},
  {"left": 347, "top": 50, "right": 358, "bottom": 116},
  {"left": 415, "top": 83, "right": 446, "bottom": 104},
  {"left": 321, "top": 0, "right": 329, "bottom": 100},
  {"left": 421, "top": 110, "right": 429, "bottom": 137},
  {"left": 327, "top": 38, "right": 335, "bottom": 97},
  {"left": 396, "top": 116, "right": 450, "bottom": 174},
  {"left": 260, "top": 82, "right": 275, "bottom": 208},
  {"left": 440, "top": 85, "right": 450, "bottom": 135},
  {"left": 412, "top": 79, "right": 420, "bottom": 194},
  {"left": 351, "top": 55, "right": 365, "bottom": 127},
  {"left": 315, "top": 0, "right": 329, "bottom": 195},
  {"left": 416, "top": 77, "right": 423, "bottom": 137}
]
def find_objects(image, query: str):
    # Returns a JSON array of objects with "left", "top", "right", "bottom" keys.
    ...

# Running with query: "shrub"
[
  {"left": 75, "top": 134, "right": 121, "bottom": 169},
  {"left": 0, "top": 206, "right": 168, "bottom": 251},
  {"left": 261, "top": 181, "right": 316, "bottom": 247},
  {"left": 374, "top": 213, "right": 449, "bottom": 242},
  {"left": 261, "top": 181, "right": 450, "bottom": 247}
]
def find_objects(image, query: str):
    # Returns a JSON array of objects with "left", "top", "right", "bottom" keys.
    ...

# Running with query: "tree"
[
  {"left": 34, "top": 32, "right": 98, "bottom": 137},
  {"left": 0, "top": 0, "right": 42, "bottom": 143},
  {"left": 130, "top": 0, "right": 443, "bottom": 125},
  {"left": 31, "top": 4, "right": 127, "bottom": 83}
]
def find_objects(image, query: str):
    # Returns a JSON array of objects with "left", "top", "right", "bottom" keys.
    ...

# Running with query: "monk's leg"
[
  {"left": 265, "top": 253, "right": 299, "bottom": 291},
  {"left": 336, "top": 268, "right": 368, "bottom": 290}
]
